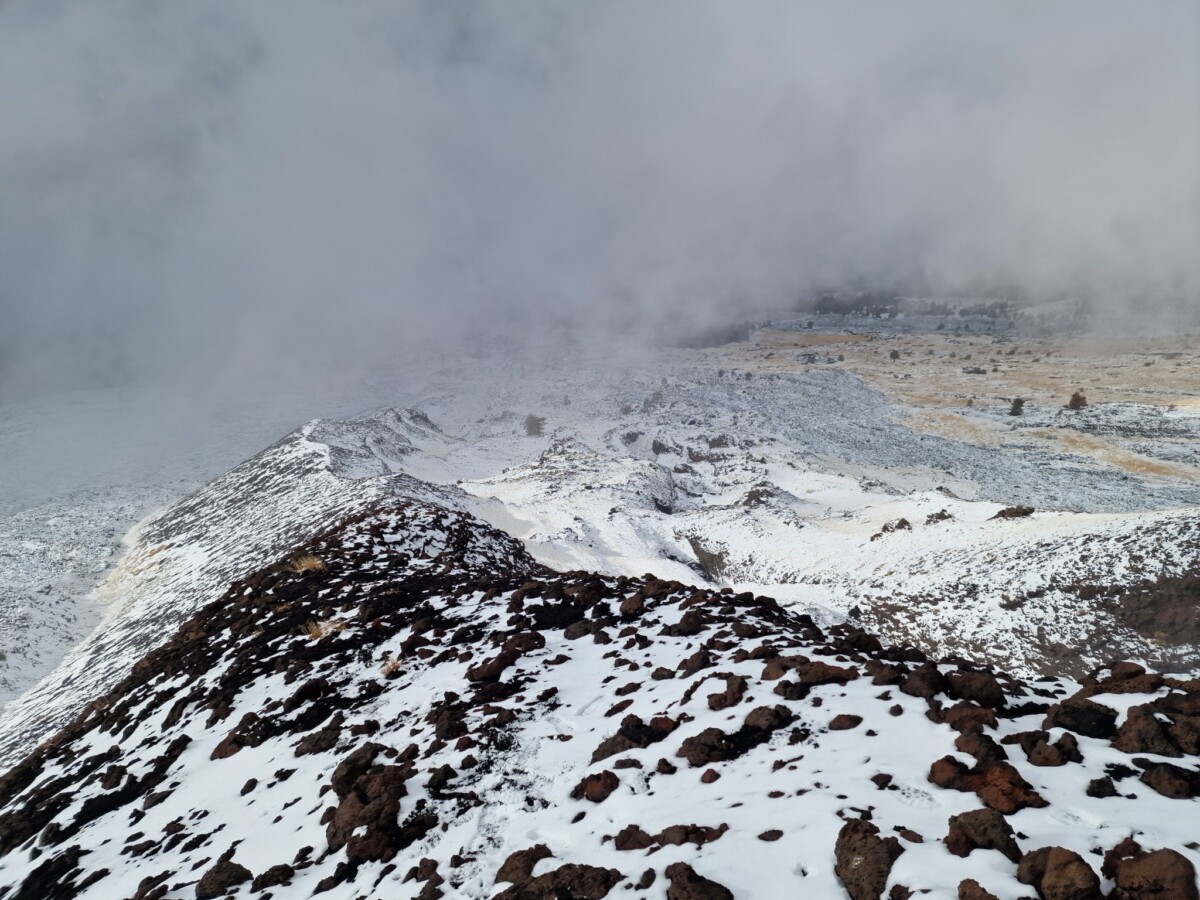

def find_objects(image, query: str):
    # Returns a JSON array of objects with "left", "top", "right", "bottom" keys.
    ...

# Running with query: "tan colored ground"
[
  {"left": 1030, "top": 429, "right": 1194, "bottom": 480},
  {"left": 711, "top": 326, "right": 1200, "bottom": 481}
]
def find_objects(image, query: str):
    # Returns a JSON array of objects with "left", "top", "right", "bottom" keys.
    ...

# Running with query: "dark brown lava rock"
[
  {"left": 943, "top": 808, "right": 1021, "bottom": 863},
  {"left": 834, "top": 819, "right": 904, "bottom": 900},
  {"left": 195, "top": 857, "right": 252, "bottom": 899},
  {"left": 1016, "top": 846, "right": 1102, "bottom": 900},
  {"left": 665, "top": 861, "right": 735, "bottom": 900}
]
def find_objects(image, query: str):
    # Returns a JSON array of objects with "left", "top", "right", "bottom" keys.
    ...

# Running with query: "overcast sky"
[{"left": 1, "top": 0, "right": 1198, "bottom": 398}]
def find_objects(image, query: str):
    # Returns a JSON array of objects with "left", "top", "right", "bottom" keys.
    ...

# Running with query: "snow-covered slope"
[
  {"left": 0, "top": 484, "right": 172, "bottom": 708},
  {"left": 4, "top": 355, "right": 1198, "bottom": 771},
  {"left": 0, "top": 333, "right": 1197, "bottom": 899},
  {"left": 0, "top": 411, "right": 458, "bottom": 769},
  {"left": 0, "top": 500, "right": 1197, "bottom": 899}
]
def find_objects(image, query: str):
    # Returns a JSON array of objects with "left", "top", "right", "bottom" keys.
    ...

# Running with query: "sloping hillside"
[{"left": 1, "top": 500, "right": 1197, "bottom": 899}]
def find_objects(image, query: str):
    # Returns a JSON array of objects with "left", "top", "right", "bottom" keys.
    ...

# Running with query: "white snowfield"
[{"left": 0, "top": 347, "right": 1198, "bottom": 769}]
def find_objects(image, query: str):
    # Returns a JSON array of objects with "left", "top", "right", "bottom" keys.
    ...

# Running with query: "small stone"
[
  {"left": 665, "top": 862, "right": 734, "bottom": 900},
  {"left": 829, "top": 714, "right": 863, "bottom": 731}
]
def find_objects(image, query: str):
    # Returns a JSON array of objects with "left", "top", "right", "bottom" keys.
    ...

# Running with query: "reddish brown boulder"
[
  {"left": 865, "top": 660, "right": 907, "bottom": 686},
  {"left": 571, "top": 771, "right": 620, "bottom": 803},
  {"left": 830, "top": 714, "right": 864, "bottom": 731},
  {"left": 1104, "top": 838, "right": 1146, "bottom": 880},
  {"left": 946, "top": 671, "right": 1006, "bottom": 708},
  {"left": 613, "top": 823, "right": 727, "bottom": 852},
  {"left": 592, "top": 714, "right": 677, "bottom": 762},
  {"left": 295, "top": 721, "right": 342, "bottom": 757},
  {"left": 743, "top": 704, "right": 795, "bottom": 732},
  {"left": 761, "top": 654, "right": 809, "bottom": 681},
  {"left": 1099, "top": 674, "right": 1166, "bottom": 696},
  {"left": 493, "top": 864, "right": 623, "bottom": 899},
  {"left": 677, "top": 647, "right": 713, "bottom": 676},
  {"left": 1139, "top": 762, "right": 1200, "bottom": 799},
  {"left": 330, "top": 742, "right": 387, "bottom": 797},
  {"left": 467, "top": 632, "right": 546, "bottom": 682},
  {"left": 958, "top": 880, "right": 1000, "bottom": 900},
  {"left": 794, "top": 660, "right": 859, "bottom": 686},
  {"left": 943, "top": 808, "right": 1021, "bottom": 862},
  {"left": 928, "top": 757, "right": 1047, "bottom": 814},
  {"left": 495, "top": 844, "right": 553, "bottom": 885},
  {"left": 425, "top": 764, "right": 457, "bottom": 792},
  {"left": 834, "top": 819, "right": 905, "bottom": 900},
  {"left": 1027, "top": 740, "right": 1067, "bottom": 767},
  {"left": 195, "top": 857, "right": 252, "bottom": 899},
  {"left": 677, "top": 728, "right": 735, "bottom": 767},
  {"left": 901, "top": 663, "right": 947, "bottom": 700},
  {"left": 707, "top": 675, "right": 748, "bottom": 711},
  {"left": 1055, "top": 732, "right": 1083, "bottom": 763},
  {"left": 1167, "top": 713, "right": 1200, "bottom": 755},
  {"left": 1113, "top": 707, "right": 1181, "bottom": 757},
  {"left": 613, "top": 825, "right": 654, "bottom": 851},
  {"left": 665, "top": 862, "right": 734, "bottom": 900},
  {"left": 504, "top": 632, "right": 546, "bottom": 654},
  {"left": 1107, "top": 661, "right": 1148, "bottom": 680},
  {"left": 1017, "top": 846, "right": 1101, "bottom": 900},
  {"left": 974, "top": 762, "right": 1049, "bottom": 814},
  {"left": 210, "top": 712, "right": 267, "bottom": 760},
  {"left": 676, "top": 706, "right": 795, "bottom": 766},
  {"left": 1108, "top": 846, "right": 1199, "bottom": 900},
  {"left": 941, "top": 702, "right": 999, "bottom": 733},
  {"left": 955, "top": 731, "right": 1008, "bottom": 765},
  {"left": 1042, "top": 698, "right": 1118, "bottom": 739},
  {"left": 1086, "top": 662, "right": 1163, "bottom": 696},
  {"left": 404, "top": 858, "right": 445, "bottom": 900},
  {"left": 1086, "top": 776, "right": 1119, "bottom": 798},
  {"left": 657, "top": 823, "right": 728, "bottom": 847},
  {"left": 466, "top": 649, "right": 519, "bottom": 683},
  {"left": 1003, "top": 730, "right": 1079, "bottom": 765},
  {"left": 929, "top": 755, "right": 973, "bottom": 789},
  {"left": 251, "top": 865, "right": 295, "bottom": 892},
  {"left": 326, "top": 763, "right": 417, "bottom": 862},
  {"left": 619, "top": 595, "right": 645, "bottom": 616}
]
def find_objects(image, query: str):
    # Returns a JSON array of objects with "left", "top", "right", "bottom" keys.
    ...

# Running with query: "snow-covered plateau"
[{"left": 0, "top": 319, "right": 1197, "bottom": 898}]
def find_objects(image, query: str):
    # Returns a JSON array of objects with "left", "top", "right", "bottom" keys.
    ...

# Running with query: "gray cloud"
[{"left": 1, "top": 0, "right": 1198, "bottom": 397}]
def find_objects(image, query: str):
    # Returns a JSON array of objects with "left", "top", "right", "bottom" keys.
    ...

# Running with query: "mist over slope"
[{"left": 2, "top": 0, "right": 1198, "bottom": 403}]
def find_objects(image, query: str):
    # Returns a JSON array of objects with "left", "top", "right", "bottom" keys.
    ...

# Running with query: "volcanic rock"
[
  {"left": 1016, "top": 846, "right": 1101, "bottom": 900},
  {"left": 664, "top": 862, "right": 734, "bottom": 900},
  {"left": 834, "top": 819, "right": 904, "bottom": 900},
  {"left": 943, "top": 808, "right": 1021, "bottom": 863}
]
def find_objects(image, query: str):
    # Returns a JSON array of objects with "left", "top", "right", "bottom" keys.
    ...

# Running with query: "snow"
[
  {"left": 0, "top": 321, "right": 1193, "bottom": 900},
  {"left": 2, "top": 339, "right": 1198, "bottom": 768},
  {"left": 0, "top": 503, "right": 1195, "bottom": 898}
]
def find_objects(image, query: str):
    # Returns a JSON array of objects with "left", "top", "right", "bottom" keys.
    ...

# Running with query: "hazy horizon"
[{"left": 2, "top": 1, "right": 1198, "bottom": 403}]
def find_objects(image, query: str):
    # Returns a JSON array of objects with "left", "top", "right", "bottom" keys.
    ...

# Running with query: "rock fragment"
[
  {"left": 664, "top": 862, "right": 734, "bottom": 900},
  {"left": 834, "top": 819, "right": 904, "bottom": 900}
]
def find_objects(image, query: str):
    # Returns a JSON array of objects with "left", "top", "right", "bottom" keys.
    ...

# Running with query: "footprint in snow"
[{"left": 894, "top": 784, "right": 938, "bottom": 809}]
